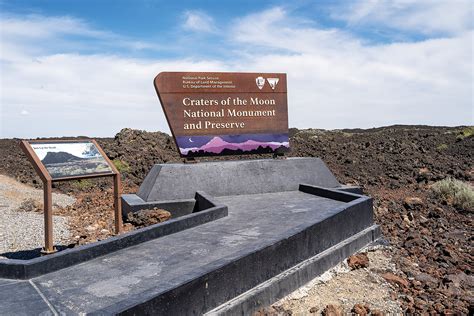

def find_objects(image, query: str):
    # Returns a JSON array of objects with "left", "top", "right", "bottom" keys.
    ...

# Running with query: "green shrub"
[
  {"left": 432, "top": 178, "right": 474, "bottom": 212},
  {"left": 113, "top": 159, "right": 131, "bottom": 173},
  {"left": 456, "top": 126, "right": 474, "bottom": 141},
  {"left": 71, "top": 179, "right": 94, "bottom": 190},
  {"left": 436, "top": 143, "right": 448, "bottom": 150}
]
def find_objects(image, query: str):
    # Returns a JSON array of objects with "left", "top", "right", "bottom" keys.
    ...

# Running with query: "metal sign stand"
[{"left": 20, "top": 139, "right": 122, "bottom": 254}]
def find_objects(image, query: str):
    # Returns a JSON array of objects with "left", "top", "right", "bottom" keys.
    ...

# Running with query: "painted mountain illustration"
[
  {"left": 41, "top": 151, "right": 86, "bottom": 165},
  {"left": 180, "top": 136, "right": 289, "bottom": 155}
]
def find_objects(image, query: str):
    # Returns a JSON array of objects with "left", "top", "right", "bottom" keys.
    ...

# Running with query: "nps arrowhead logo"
[{"left": 256, "top": 76, "right": 265, "bottom": 90}]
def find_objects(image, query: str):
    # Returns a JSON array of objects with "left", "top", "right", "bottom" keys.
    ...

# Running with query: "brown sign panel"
[{"left": 154, "top": 72, "right": 289, "bottom": 157}]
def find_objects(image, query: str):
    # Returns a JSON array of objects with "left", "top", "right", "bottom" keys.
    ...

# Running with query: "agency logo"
[
  {"left": 256, "top": 76, "right": 265, "bottom": 90},
  {"left": 266, "top": 78, "right": 279, "bottom": 90}
]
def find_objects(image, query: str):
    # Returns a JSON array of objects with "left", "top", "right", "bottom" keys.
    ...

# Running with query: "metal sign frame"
[{"left": 20, "top": 139, "right": 123, "bottom": 254}]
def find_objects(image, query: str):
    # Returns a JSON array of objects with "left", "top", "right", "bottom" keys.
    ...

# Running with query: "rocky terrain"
[
  {"left": 266, "top": 246, "right": 403, "bottom": 315},
  {"left": 0, "top": 125, "right": 472, "bottom": 313}
]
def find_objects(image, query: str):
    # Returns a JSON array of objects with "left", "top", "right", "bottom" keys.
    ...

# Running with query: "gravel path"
[{"left": 0, "top": 175, "right": 76, "bottom": 259}]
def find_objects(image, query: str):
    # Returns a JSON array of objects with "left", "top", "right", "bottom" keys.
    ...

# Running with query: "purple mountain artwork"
[{"left": 176, "top": 133, "right": 290, "bottom": 157}]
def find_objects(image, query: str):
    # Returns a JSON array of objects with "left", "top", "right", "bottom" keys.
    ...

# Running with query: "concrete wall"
[{"left": 138, "top": 158, "right": 341, "bottom": 201}]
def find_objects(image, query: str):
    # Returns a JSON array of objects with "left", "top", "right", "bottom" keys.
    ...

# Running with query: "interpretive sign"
[
  {"left": 154, "top": 72, "right": 289, "bottom": 157},
  {"left": 29, "top": 140, "right": 113, "bottom": 180},
  {"left": 20, "top": 139, "right": 122, "bottom": 254}
]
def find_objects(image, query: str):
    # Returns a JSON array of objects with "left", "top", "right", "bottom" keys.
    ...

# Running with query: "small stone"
[
  {"left": 351, "top": 303, "right": 369, "bottom": 315},
  {"left": 403, "top": 197, "right": 423, "bottom": 209},
  {"left": 309, "top": 306, "right": 318, "bottom": 313},
  {"left": 416, "top": 168, "right": 432, "bottom": 182},
  {"left": 85, "top": 224, "right": 98, "bottom": 232},
  {"left": 402, "top": 214, "right": 412, "bottom": 225},
  {"left": 371, "top": 309, "right": 384, "bottom": 316},
  {"left": 444, "top": 272, "right": 468, "bottom": 288},
  {"left": 16, "top": 198, "right": 42, "bottom": 212},
  {"left": 415, "top": 273, "right": 438, "bottom": 288},
  {"left": 434, "top": 303, "right": 444, "bottom": 313},
  {"left": 404, "top": 295, "right": 414, "bottom": 303},
  {"left": 347, "top": 253, "right": 369, "bottom": 269},
  {"left": 381, "top": 272, "right": 409, "bottom": 288},
  {"left": 414, "top": 298, "right": 427, "bottom": 310},
  {"left": 321, "top": 304, "right": 343, "bottom": 316}
]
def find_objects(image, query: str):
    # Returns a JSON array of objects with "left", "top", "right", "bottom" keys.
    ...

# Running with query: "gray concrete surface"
[
  {"left": 0, "top": 280, "right": 53, "bottom": 315},
  {"left": 138, "top": 158, "right": 340, "bottom": 201},
  {"left": 1, "top": 159, "right": 378, "bottom": 315},
  {"left": 0, "top": 189, "right": 376, "bottom": 314}
]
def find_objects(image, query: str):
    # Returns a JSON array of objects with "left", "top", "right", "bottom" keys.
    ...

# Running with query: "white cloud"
[
  {"left": 332, "top": 0, "right": 473, "bottom": 35},
  {"left": 230, "top": 7, "right": 473, "bottom": 128},
  {"left": 1, "top": 53, "right": 227, "bottom": 137},
  {"left": 1, "top": 14, "right": 110, "bottom": 39},
  {"left": 182, "top": 10, "right": 215, "bottom": 33},
  {"left": 233, "top": 7, "right": 361, "bottom": 54},
  {"left": 0, "top": 6, "right": 472, "bottom": 138},
  {"left": 0, "top": 14, "right": 162, "bottom": 62},
  {"left": 20, "top": 109, "right": 29, "bottom": 116}
]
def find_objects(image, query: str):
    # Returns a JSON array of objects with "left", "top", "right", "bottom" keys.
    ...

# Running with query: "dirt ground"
[
  {"left": 0, "top": 125, "right": 472, "bottom": 313},
  {"left": 268, "top": 247, "right": 403, "bottom": 315}
]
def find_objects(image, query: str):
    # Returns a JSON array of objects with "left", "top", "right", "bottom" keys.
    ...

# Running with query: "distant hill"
[{"left": 41, "top": 151, "right": 85, "bottom": 165}]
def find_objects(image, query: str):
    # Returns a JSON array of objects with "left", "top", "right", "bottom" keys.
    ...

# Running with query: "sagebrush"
[{"left": 432, "top": 178, "right": 474, "bottom": 212}]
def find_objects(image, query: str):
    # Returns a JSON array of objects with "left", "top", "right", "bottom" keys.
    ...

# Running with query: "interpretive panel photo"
[
  {"left": 30, "top": 141, "right": 113, "bottom": 179},
  {"left": 154, "top": 72, "right": 289, "bottom": 157}
]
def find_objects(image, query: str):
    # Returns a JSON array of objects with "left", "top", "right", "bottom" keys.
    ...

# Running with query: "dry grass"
[
  {"left": 456, "top": 126, "right": 474, "bottom": 141},
  {"left": 432, "top": 178, "right": 474, "bottom": 212}
]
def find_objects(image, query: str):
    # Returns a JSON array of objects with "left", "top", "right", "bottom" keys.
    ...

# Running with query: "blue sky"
[{"left": 0, "top": 0, "right": 473, "bottom": 137}]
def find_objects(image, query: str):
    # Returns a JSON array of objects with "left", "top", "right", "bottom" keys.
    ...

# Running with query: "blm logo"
[{"left": 267, "top": 78, "right": 279, "bottom": 90}]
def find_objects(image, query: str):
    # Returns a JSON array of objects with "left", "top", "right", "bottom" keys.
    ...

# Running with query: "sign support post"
[
  {"left": 113, "top": 174, "right": 123, "bottom": 234},
  {"left": 43, "top": 179, "right": 55, "bottom": 254}
]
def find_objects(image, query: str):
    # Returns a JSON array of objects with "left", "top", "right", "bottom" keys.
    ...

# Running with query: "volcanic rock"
[
  {"left": 347, "top": 253, "right": 369, "bottom": 270},
  {"left": 415, "top": 273, "right": 438, "bottom": 288},
  {"left": 403, "top": 197, "right": 423, "bottom": 209},
  {"left": 309, "top": 306, "right": 318, "bottom": 313},
  {"left": 16, "top": 198, "right": 42, "bottom": 212},
  {"left": 381, "top": 272, "right": 409, "bottom": 288},
  {"left": 416, "top": 168, "right": 433, "bottom": 183},
  {"left": 321, "top": 304, "right": 343, "bottom": 316},
  {"left": 126, "top": 208, "right": 171, "bottom": 228},
  {"left": 371, "top": 309, "right": 384, "bottom": 316},
  {"left": 351, "top": 303, "right": 370, "bottom": 315},
  {"left": 1, "top": 126, "right": 472, "bottom": 312}
]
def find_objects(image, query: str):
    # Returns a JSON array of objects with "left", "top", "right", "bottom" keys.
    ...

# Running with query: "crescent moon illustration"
[{"left": 189, "top": 138, "right": 194, "bottom": 142}]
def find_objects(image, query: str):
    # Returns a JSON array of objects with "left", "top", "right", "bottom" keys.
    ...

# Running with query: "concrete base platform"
[
  {"left": 206, "top": 225, "right": 379, "bottom": 315},
  {"left": 0, "top": 158, "right": 380, "bottom": 315}
]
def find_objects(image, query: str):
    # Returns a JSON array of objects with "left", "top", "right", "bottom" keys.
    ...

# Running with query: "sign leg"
[
  {"left": 42, "top": 180, "right": 56, "bottom": 254},
  {"left": 114, "top": 174, "right": 123, "bottom": 234}
]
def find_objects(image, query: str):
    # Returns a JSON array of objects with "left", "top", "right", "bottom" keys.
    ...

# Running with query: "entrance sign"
[
  {"left": 154, "top": 72, "right": 289, "bottom": 157},
  {"left": 20, "top": 139, "right": 122, "bottom": 254}
]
